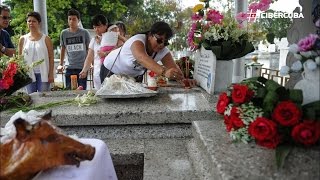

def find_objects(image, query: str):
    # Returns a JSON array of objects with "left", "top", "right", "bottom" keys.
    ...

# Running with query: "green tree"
[
  {"left": 4, "top": 0, "right": 132, "bottom": 46},
  {"left": 3, "top": 0, "right": 192, "bottom": 51},
  {"left": 123, "top": 0, "right": 181, "bottom": 35},
  {"left": 256, "top": 9, "right": 292, "bottom": 40}
]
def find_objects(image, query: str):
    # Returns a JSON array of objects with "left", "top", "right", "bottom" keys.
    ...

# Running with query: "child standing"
[{"left": 99, "top": 24, "right": 127, "bottom": 64}]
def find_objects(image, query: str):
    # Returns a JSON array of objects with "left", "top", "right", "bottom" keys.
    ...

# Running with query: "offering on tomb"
[
  {"left": 156, "top": 76, "right": 167, "bottom": 86},
  {"left": 182, "top": 79, "right": 191, "bottom": 89},
  {"left": 96, "top": 74, "right": 157, "bottom": 98},
  {"left": 216, "top": 77, "right": 320, "bottom": 168},
  {"left": 0, "top": 110, "right": 95, "bottom": 180},
  {"left": 71, "top": 75, "right": 78, "bottom": 90},
  {"left": 147, "top": 70, "right": 158, "bottom": 91}
]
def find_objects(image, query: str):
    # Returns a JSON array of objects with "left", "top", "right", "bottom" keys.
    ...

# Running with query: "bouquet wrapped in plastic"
[
  {"left": 216, "top": 77, "right": 320, "bottom": 168},
  {"left": 0, "top": 55, "right": 43, "bottom": 111}
]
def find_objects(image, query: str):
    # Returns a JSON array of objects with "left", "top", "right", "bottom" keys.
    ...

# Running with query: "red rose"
[
  {"left": 291, "top": 121, "right": 320, "bottom": 146},
  {"left": 272, "top": 101, "right": 302, "bottom": 126},
  {"left": 231, "top": 84, "right": 253, "bottom": 104},
  {"left": 216, "top": 92, "right": 230, "bottom": 114},
  {"left": 229, "top": 107, "right": 244, "bottom": 129},
  {"left": 224, "top": 115, "right": 232, "bottom": 132},
  {"left": 230, "top": 115, "right": 244, "bottom": 129},
  {"left": 248, "top": 117, "right": 277, "bottom": 141},
  {"left": 230, "top": 106, "right": 239, "bottom": 117},
  {"left": 256, "top": 134, "right": 281, "bottom": 149}
]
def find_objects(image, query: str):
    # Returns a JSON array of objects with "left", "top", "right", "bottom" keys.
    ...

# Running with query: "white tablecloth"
[{"left": 33, "top": 138, "right": 117, "bottom": 180}]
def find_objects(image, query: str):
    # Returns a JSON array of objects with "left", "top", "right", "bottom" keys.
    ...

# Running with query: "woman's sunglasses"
[{"left": 153, "top": 34, "right": 169, "bottom": 46}]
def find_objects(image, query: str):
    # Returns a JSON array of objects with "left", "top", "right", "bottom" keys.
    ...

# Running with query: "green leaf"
[
  {"left": 275, "top": 144, "right": 293, "bottom": 169},
  {"left": 256, "top": 87, "right": 267, "bottom": 98},
  {"left": 265, "top": 79, "right": 281, "bottom": 91},
  {"left": 288, "top": 89, "right": 303, "bottom": 104},
  {"left": 263, "top": 91, "right": 278, "bottom": 115},
  {"left": 8, "top": 99, "right": 75, "bottom": 113}
]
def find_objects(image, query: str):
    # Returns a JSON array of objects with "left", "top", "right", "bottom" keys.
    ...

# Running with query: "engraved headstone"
[
  {"left": 193, "top": 47, "right": 216, "bottom": 94},
  {"left": 194, "top": 46, "right": 233, "bottom": 94}
]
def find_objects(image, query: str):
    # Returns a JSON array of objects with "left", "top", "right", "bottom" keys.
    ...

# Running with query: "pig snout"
[{"left": 84, "top": 145, "right": 95, "bottom": 161}]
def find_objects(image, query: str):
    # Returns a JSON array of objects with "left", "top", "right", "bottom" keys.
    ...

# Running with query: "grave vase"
[
  {"left": 294, "top": 64, "right": 320, "bottom": 105},
  {"left": 214, "top": 60, "right": 234, "bottom": 93}
]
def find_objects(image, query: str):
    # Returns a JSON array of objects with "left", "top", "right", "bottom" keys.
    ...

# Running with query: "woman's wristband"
[{"left": 161, "top": 67, "right": 167, "bottom": 77}]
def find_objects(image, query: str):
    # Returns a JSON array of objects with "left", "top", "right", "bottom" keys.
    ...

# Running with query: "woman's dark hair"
[
  {"left": 115, "top": 21, "right": 127, "bottom": 35},
  {"left": 150, "top": 21, "right": 173, "bottom": 39},
  {"left": 27, "top": 11, "right": 41, "bottom": 22},
  {"left": 68, "top": 8, "right": 80, "bottom": 20},
  {"left": 92, "top": 14, "right": 108, "bottom": 26}
]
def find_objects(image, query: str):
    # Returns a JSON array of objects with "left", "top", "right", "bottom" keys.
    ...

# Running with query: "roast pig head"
[{"left": 0, "top": 111, "right": 95, "bottom": 180}]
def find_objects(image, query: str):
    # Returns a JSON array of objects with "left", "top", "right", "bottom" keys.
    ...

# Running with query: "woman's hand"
[
  {"left": 179, "top": 79, "right": 198, "bottom": 88},
  {"left": 164, "top": 67, "right": 184, "bottom": 80}
]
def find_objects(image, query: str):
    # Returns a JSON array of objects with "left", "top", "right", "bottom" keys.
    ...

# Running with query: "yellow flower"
[{"left": 192, "top": 4, "right": 204, "bottom": 13}]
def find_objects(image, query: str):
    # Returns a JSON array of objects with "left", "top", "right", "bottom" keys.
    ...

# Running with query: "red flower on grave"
[
  {"left": 216, "top": 92, "right": 230, "bottom": 114},
  {"left": 0, "top": 62, "right": 17, "bottom": 90},
  {"left": 230, "top": 107, "right": 244, "bottom": 129},
  {"left": 256, "top": 134, "right": 281, "bottom": 149},
  {"left": 291, "top": 121, "right": 320, "bottom": 146},
  {"left": 248, "top": 117, "right": 277, "bottom": 141},
  {"left": 272, "top": 101, "right": 302, "bottom": 126},
  {"left": 223, "top": 115, "right": 232, "bottom": 132},
  {"left": 231, "top": 84, "right": 254, "bottom": 104},
  {"left": 215, "top": 76, "right": 319, "bottom": 168}
]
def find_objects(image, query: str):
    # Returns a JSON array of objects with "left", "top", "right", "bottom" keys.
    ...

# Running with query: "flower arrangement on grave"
[
  {"left": 175, "top": 56, "right": 194, "bottom": 79},
  {"left": 187, "top": 0, "right": 276, "bottom": 60},
  {"left": 279, "top": 33, "right": 320, "bottom": 76},
  {"left": 216, "top": 77, "right": 320, "bottom": 168},
  {"left": 0, "top": 55, "right": 98, "bottom": 112},
  {"left": 74, "top": 91, "right": 97, "bottom": 107},
  {"left": 0, "top": 55, "right": 43, "bottom": 111}
]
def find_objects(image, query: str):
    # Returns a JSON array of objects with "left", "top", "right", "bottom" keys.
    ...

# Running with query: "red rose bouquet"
[
  {"left": 216, "top": 77, "right": 320, "bottom": 168},
  {"left": 0, "top": 55, "right": 43, "bottom": 111}
]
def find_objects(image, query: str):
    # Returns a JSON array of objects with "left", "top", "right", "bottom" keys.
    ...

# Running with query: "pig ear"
[
  {"left": 41, "top": 110, "right": 52, "bottom": 120},
  {"left": 14, "top": 118, "right": 32, "bottom": 141}
]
